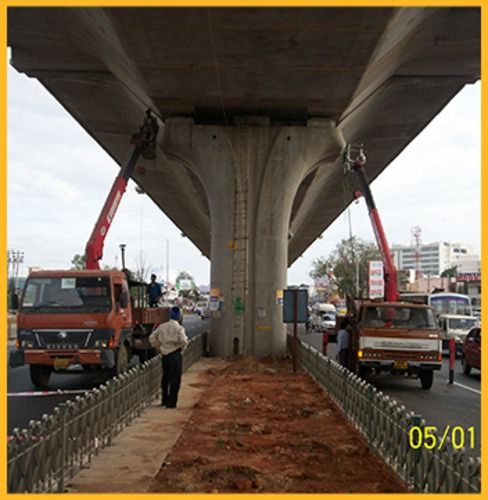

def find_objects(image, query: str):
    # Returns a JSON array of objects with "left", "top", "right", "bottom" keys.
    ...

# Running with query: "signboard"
[
  {"left": 209, "top": 295, "right": 219, "bottom": 311},
  {"left": 457, "top": 273, "right": 481, "bottom": 282},
  {"left": 369, "top": 261, "right": 384, "bottom": 299},
  {"left": 177, "top": 279, "right": 193, "bottom": 291},
  {"left": 283, "top": 288, "right": 308, "bottom": 323}
]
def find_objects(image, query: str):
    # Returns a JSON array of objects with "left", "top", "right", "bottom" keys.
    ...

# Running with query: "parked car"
[{"left": 461, "top": 327, "right": 481, "bottom": 376}]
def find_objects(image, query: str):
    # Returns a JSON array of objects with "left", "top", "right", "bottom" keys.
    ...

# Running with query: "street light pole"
[
  {"left": 166, "top": 238, "right": 169, "bottom": 286},
  {"left": 119, "top": 244, "right": 127, "bottom": 269}
]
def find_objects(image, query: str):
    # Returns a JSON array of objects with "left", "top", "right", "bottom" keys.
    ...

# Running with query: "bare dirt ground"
[{"left": 148, "top": 356, "right": 406, "bottom": 493}]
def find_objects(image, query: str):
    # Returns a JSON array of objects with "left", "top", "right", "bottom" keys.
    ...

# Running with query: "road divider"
[
  {"left": 290, "top": 334, "right": 480, "bottom": 493},
  {"left": 8, "top": 332, "right": 208, "bottom": 493}
]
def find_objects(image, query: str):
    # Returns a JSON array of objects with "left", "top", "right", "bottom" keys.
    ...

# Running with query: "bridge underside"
[{"left": 8, "top": 7, "right": 480, "bottom": 356}]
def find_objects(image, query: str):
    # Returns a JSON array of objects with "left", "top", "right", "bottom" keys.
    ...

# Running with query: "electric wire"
[{"left": 206, "top": 9, "right": 228, "bottom": 125}]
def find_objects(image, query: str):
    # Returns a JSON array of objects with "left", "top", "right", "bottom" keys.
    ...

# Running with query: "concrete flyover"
[{"left": 7, "top": 7, "right": 480, "bottom": 357}]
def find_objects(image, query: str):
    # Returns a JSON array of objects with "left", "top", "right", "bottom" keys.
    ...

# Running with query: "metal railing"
[
  {"left": 288, "top": 335, "right": 481, "bottom": 493},
  {"left": 8, "top": 332, "right": 207, "bottom": 493}
]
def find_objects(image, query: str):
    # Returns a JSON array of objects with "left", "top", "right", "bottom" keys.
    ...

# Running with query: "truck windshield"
[
  {"left": 363, "top": 306, "right": 436, "bottom": 329},
  {"left": 21, "top": 277, "right": 112, "bottom": 313},
  {"left": 448, "top": 318, "right": 477, "bottom": 331},
  {"left": 431, "top": 296, "right": 472, "bottom": 316}
]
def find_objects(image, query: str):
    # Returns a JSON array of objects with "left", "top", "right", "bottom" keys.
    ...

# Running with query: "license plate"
[
  {"left": 394, "top": 361, "right": 408, "bottom": 370},
  {"left": 54, "top": 358, "right": 70, "bottom": 370}
]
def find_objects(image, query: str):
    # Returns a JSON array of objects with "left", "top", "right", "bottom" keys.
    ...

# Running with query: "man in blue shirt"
[{"left": 148, "top": 274, "right": 162, "bottom": 307}]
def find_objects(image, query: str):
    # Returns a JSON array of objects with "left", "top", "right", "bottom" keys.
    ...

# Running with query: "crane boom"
[
  {"left": 343, "top": 144, "right": 399, "bottom": 302},
  {"left": 85, "top": 110, "right": 159, "bottom": 269}
]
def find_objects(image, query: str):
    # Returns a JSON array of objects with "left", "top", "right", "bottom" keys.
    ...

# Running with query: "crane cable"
[
  {"left": 342, "top": 168, "right": 360, "bottom": 297},
  {"left": 341, "top": 174, "right": 354, "bottom": 241}
]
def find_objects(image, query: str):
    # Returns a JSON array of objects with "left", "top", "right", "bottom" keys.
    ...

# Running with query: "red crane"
[
  {"left": 85, "top": 110, "right": 159, "bottom": 269},
  {"left": 343, "top": 144, "right": 399, "bottom": 302}
]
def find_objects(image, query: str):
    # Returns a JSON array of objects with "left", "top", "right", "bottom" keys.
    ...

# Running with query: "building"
[
  {"left": 456, "top": 256, "right": 481, "bottom": 313},
  {"left": 392, "top": 242, "right": 474, "bottom": 277}
]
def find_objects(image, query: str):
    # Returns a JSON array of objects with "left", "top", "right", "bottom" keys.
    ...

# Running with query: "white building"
[{"left": 391, "top": 242, "right": 474, "bottom": 277}]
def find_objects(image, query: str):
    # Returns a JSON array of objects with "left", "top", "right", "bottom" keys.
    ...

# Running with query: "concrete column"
[{"left": 161, "top": 117, "right": 343, "bottom": 357}]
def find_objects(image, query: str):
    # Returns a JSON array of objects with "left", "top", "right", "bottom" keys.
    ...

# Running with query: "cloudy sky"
[{"left": 7, "top": 59, "right": 480, "bottom": 287}]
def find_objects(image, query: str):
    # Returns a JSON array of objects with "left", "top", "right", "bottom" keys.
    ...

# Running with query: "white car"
[
  {"left": 195, "top": 301, "right": 210, "bottom": 319},
  {"left": 311, "top": 303, "right": 337, "bottom": 332}
]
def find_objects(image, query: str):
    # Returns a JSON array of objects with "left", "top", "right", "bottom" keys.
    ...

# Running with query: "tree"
[
  {"left": 70, "top": 253, "right": 116, "bottom": 271},
  {"left": 310, "top": 236, "right": 382, "bottom": 298},
  {"left": 134, "top": 251, "right": 150, "bottom": 283},
  {"left": 440, "top": 266, "right": 457, "bottom": 278},
  {"left": 71, "top": 253, "right": 86, "bottom": 270}
]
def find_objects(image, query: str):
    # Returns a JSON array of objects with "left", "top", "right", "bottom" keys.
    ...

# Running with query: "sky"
[{"left": 7, "top": 58, "right": 481, "bottom": 287}]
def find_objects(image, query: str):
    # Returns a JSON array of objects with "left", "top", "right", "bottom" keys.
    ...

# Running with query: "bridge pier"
[{"left": 162, "top": 117, "right": 343, "bottom": 357}]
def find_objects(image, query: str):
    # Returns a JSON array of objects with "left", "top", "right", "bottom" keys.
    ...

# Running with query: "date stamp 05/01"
[{"left": 408, "top": 425, "right": 476, "bottom": 450}]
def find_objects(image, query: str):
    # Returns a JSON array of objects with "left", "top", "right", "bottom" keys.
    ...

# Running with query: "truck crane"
[
  {"left": 85, "top": 109, "right": 159, "bottom": 269},
  {"left": 342, "top": 144, "right": 398, "bottom": 302},
  {"left": 9, "top": 111, "right": 170, "bottom": 388},
  {"left": 339, "top": 144, "right": 442, "bottom": 389}
]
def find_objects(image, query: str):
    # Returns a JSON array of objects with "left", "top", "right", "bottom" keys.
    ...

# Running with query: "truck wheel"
[
  {"left": 419, "top": 370, "right": 434, "bottom": 390},
  {"left": 30, "top": 365, "right": 52, "bottom": 388},
  {"left": 113, "top": 345, "right": 129, "bottom": 377},
  {"left": 461, "top": 355, "right": 471, "bottom": 375}
]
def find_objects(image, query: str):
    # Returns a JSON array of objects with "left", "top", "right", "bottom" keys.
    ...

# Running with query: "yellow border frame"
[{"left": 1, "top": 1, "right": 485, "bottom": 499}]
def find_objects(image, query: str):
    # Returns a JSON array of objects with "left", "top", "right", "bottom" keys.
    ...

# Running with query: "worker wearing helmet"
[{"left": 149, "top": 306, "right": 188, "bottom": 408}]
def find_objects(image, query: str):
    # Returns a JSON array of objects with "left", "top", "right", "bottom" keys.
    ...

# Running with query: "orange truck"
[
  {"left": 9, "top": 269, "right": 168, "bottom": 387},
  {"left": 340, "top": 145, "right": 442, "bottom": 389},
  {"left": 9, "top": 112, "right": 167, "bottom": 387},
  {"left": 348, "top": 300, "right": 442, "bottom": 389}
]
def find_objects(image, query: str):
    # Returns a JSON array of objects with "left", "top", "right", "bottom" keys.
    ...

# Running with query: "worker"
[
  {"left": 149, "top": 306, "right": 188, "bottom": 408},
  {"left": 336, "top": 318, "right": 351, "bottom": 368},
  {"left": 148, "top": 274, "right": 162, "bottom": 307}
]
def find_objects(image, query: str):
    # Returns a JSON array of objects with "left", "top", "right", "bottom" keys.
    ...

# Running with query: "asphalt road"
[
  {"left": 298, "top": 328, "right": 481, "bottom": 457},
  {"left": 7, "top": 315, "right": 209, "bottom": 434}
]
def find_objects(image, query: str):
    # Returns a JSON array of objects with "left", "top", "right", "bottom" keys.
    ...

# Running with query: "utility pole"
[
  {"left": 7, "top": 250, "right": 24, "bottom": 310},
  {"left": 7, "top": 249, "right": 24, "bottom": 289},
  {"left": 355, "top": 258, "right": 360, "bottom": 297},
  {"left": 411, "top": 226, "right": 422, "bottom": 280},
  {"left": 166, "top": 238, "right": 169, "bottom": 287}
]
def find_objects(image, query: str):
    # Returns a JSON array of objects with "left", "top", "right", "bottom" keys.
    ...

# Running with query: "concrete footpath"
[{"left": 66, "top": 358, "right": 229, "bottom": 493}]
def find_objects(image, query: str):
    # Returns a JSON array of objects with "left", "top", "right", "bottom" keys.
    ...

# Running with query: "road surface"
[
  {"left": 298, "top": 328, "right": 481, "bottom": 457},
  {"left": 7, "top": 315, "right": 208, "bottom": 434}
]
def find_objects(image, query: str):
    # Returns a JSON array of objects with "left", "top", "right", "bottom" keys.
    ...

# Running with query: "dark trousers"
[
  {"left": 161, "top": 349, "right": 182, "bottom": 408},
  {"left": 338, "top": 348, "right": 349, "bottom": 368}
]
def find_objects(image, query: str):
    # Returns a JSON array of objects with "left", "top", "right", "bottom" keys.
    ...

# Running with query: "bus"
[{"left": 399, "top": 292, "right": 473, "bottom": 317}]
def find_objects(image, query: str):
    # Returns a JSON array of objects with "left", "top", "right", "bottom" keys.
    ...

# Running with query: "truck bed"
[{"left": 132, "top": 307, "right": 169, "bottom": 325}]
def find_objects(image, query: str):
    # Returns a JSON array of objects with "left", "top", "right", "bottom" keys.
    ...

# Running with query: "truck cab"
[
  {"left": 9, "top": 269, "right": 168, "bottom": 387},
  {"left": 350, "top": 301, "right": 442, "bottom": 389}
]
